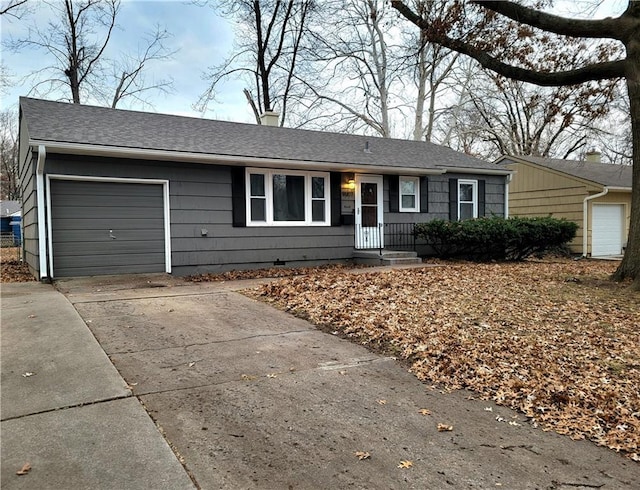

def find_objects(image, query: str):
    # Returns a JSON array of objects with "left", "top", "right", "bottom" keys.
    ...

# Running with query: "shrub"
[{"left": 414, "top": 216, "right": 578, "bottom": 261}]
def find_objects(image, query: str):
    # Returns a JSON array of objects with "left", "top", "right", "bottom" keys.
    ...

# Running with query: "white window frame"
[
  {"left": 245, "top": 168, "right": 331, "bottom": 226},
  {"left": 399, "top": 176, "right": 420, "bottom": 212},
  {"left": 458, "top": 179, "right": 478, "bottom": 220}
]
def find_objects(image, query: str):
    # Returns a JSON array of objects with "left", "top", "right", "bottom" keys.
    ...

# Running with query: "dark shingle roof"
[
  {"left": 20, "top": 97, "right": 502, "bottom": 173},
  {"left": 504, "top": 155, "right": 631, "bottom": 189}
]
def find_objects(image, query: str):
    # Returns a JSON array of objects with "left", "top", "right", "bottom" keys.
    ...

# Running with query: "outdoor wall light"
[{"left": 346, "top": 179, "right": 356, "bottom": 190}]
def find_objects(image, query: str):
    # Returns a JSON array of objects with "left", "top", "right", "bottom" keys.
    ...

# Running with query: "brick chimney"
[
  {"left": 259, "top": 111, "right": 280, "bottom": 127},
  {"left": 585, "top": 148, "right": 601, "bottom": 163}
]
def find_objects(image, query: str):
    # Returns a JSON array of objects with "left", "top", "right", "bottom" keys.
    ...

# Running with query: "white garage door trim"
[
  {"left": 591, "top": 203, "right": 624, "bottom": 257},
  {"left": 46, "top": 174, "right": 171, "bottom": 277}
]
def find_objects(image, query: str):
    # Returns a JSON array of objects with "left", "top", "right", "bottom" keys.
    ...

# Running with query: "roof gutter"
[
  {"left": 582, "top": 187, "right": 609, "bottom": 258},
  {"left": 29, "top": 140, "right": 447, "bottom": 176},
  {"left": 438, "top": 166, "right": 513, "bottom": 176},
  {"left": 36, "top": 145, "right": 48, "bottom": 280}
]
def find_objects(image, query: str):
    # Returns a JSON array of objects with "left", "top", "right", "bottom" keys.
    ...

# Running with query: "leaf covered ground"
[
  {"left": 0, "top": 247, "right": 33, "bottom": 283},
  {"left": 246, "top": 259, "right": 640, "bottom": 460}
]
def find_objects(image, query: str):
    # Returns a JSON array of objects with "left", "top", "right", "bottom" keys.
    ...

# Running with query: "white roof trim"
[
  {"left": 29, "top": 140, "right": 448, "bottom": 176},
  {"left": 438, "top": 166, "right": 513, "bottom": 176}
]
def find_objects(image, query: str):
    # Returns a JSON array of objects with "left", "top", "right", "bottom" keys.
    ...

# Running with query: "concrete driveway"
[{"left": 58, "top": 273, "right": 639, "bottom": 489}]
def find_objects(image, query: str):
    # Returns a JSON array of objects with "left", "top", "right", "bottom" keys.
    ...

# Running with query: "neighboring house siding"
[
  {"left": 44, "top": 154, "right": 355, "bottom": 275},
  {"left": 18, "top": 110, "right": 39, "bottom": 276},
  {"left": 506, "top": 162, "right": 593, "bottom": 254}
]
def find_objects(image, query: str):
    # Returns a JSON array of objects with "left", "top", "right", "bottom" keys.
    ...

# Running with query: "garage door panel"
[
  {"left": 54, "top": 253, "right": 166, "bottom": 268},
  {"left": 50, "top": 180, "right": 167, "bottom": 277},
  {"left": 52, "top": 193, "right": 164, "bottom": 209},
  {"left": 53, "top": 180, "right": 162, "bottom": 197},
  {"left": 53, "top": 263, "right": 167, "bottom": 277},
  {"left": 52, "top": 240, "right": 165, "bottom": 256},
  {"left": 52, "top": 205, "right": 164, "bottom": 220},
  {"left": 52, "top": 229, "right": 166, "bottom": 243},
  {"left": 52, "top": 218, "right": 165, "bottom": 231}
]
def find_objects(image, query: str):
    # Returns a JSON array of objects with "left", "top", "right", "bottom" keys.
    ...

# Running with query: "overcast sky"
[
  {"left": 1, "top": 0, "right": 628, "bottom": 124},
  {"left": 1, "top": 0, "right": 256, "bottom": 121}
]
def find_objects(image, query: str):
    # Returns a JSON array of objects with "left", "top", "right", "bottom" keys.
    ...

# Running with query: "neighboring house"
[
  {"left": 496, "top": 154, "right": 632, "bottom": 257},
  {"left": 0, "top": 200, "right": 22, "bottom": 246},
  {"left": 18, "top": 97, "right": 511, "bottom": 280}
]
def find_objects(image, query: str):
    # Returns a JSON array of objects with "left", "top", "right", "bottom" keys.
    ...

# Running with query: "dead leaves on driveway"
[{"left": 247, "top": 259, "right": 639, "bottom": 460}]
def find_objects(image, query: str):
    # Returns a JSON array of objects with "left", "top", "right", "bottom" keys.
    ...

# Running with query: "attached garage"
[
  {"left": 592, "top": 204, "right": 625, "bottom": 257},
  {"left": 48, "top": 177, "right": 170, "bottom": 277}
]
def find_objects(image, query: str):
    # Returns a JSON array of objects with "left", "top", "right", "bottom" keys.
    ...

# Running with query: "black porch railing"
[{"left": 355, "top": 223, "right": 416, "bottom": 253}]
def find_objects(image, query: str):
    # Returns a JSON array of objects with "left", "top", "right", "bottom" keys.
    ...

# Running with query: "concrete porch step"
[{"left": 353, "top": 249, "right": 422, "bottom": 266}]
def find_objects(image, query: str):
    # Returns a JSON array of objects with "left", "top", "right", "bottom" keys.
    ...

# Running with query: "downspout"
[
  {"left": 505, "top": 173, "right": 513, "bottom": 218},
  {"left": 36, "top": 145, "right": 48, "bottom": 280},
  {"left": 582, "top": 187, "right": 608, "bottom": 258}
]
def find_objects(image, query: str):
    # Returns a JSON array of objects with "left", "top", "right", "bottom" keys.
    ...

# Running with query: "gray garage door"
[{"left": 50, "top": 179, "right": 166, "bottom": 277}]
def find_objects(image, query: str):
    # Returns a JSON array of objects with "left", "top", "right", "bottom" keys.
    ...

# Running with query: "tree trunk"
[{"left": 612, "top": 31, "right": 640, "bottom": 290}]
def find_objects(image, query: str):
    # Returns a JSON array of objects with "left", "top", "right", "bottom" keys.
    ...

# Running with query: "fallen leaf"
[
  {"left": 484, "top": 407, "right": 493, "bottom": 412},
  {"left": 355, "top": 451, "right": 370, "bottom": 460},
  {"left": 397, "top": 460, "right": 413, "bottom": 469},
  {"left": 188, "top": 362, "right": 196, "bottom": 367},
  {"left": 16, "top": 463, "right": 31, "bottom": 475},
  {"left": 249, "top": 259, "right": 640, "bottom": 459},
  {"left": 338, "top": 370, "right": 347, "bottom": 375},
  {"left": 241, "top": 374, "right": 256, "bottom": 381},
  {"left": 377, "top": 399, "right": 387, "bottom": 405},
  {"left": 27, "top": 315, "right": 36, "bottom": 319},
  {"left": 437, "top": 423, "right": 453, "bottom": 432},
  {"left": 22, "top": 372, "right": 35, "bottom": 378},
  {"left": 418, "top": 409, "right": 431, "bottom": 416},
  {"left": 267, "top": 373, "right": 278, "bottom": 378}
]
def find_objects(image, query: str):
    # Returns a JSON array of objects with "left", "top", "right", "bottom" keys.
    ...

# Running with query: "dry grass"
[{"left": 247, "top": 258, "right": 640, "bottom": 461}]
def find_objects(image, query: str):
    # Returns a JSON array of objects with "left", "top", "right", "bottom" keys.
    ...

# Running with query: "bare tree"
[
  {"left": 9, "top": 0, "right": 174, "bottom": 108},
  {"left": 13, "top": 0, "right": 120, "bottom": 103},
  {"left": 105, "top": 26, "right": 175, "bottom": 109},
  {"left": 446, "top": 71, "right": 618, "bottom": 160},
  {"left": 296, "top": 0, "right": 400, "bottom": 137},
  {"left": 0, "top": 0, "right": 29, "bottom": 18},
  {"left": 392, "top": 0, "right": 640, "bottom": 287},
  {"left": 196, "top": 0, "right": 313, "bottom": 126},
  {"left": 0, "top": 108, "right": 20, "bottom": 200}
]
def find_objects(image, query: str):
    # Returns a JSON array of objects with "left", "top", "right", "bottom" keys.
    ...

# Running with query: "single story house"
[
  {"left": 19, "top": 97, "right": 511, "bottom": 280},
  {"left": 496, "top": 154, "right": 632, "bottom": 257}
]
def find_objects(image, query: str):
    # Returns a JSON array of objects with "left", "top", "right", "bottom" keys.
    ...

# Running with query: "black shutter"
[
  {"left": 449, "top": 178, "right": 458, "bottom": 221},
  {"left": 231, "top": 167, "right": 246, "bottom": 227},
  {"left": 420, "top": 176, "right": 429, "bottom": 213},
  {"left": 388, "top": 175, "right": 399, "bottom": 212},
  {"left": 478, "top": 179, "right": 486, "bottom": 217},
  {"left": 330, "top": 172, "right": 342, "bottom": 226}
]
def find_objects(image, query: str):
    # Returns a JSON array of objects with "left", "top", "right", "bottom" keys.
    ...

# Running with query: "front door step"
[{"left": 353, "top": 249, "right": 422, "bottom": 266}]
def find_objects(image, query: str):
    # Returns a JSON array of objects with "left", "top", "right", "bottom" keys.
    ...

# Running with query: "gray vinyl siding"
[
  {"left": 44, "top": 154, "right": 354, "bottom": 275},
  {"left": 18, "top": 109, "right": 39, "bottom": 277},
  {"left": 383, "top": 173, "right": 506, "bottom": 223},
  {"left": 383, "top": 173, "right": 506, "bottom": 256}
]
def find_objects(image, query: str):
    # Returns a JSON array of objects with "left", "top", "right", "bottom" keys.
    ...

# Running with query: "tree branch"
[{"left": 471, "top": 0, "right": 636, "bottom": 42}]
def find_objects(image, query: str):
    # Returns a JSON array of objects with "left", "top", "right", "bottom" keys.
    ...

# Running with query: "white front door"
[{"left": 355, "top": 174, "right": 384, "bottom": 249}]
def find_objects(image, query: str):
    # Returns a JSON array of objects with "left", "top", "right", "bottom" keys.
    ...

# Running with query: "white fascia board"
[
  {"left": 440, "top": 166, "right": 514, "bottom": 176},
  {"left": 29, "top": 140, "right": 445, "bottom": 176},
  {"left": 605, "top": 186, "right": 632, "bottom": 192}
]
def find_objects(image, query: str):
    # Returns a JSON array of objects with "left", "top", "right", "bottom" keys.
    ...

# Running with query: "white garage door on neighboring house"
[
  {"left": 592, "top": 204, "right": 624, "bottom": 257},
  {"left": 49, "top": 179, "right": 169, "bottom": 277}
]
